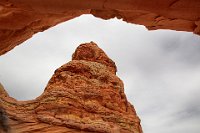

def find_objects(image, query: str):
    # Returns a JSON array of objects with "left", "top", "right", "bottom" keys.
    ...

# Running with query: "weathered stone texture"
[
  {"left": 0, "top": 42, "right": 142, "bottom": 133},
  {"left": 0, "top": 0, "right": 200, "bottom": 55}
]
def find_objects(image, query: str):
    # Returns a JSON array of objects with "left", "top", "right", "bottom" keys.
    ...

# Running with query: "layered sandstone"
[
  {"left": 0, "top": 0, "right": 200, "bottom": 55},
  {"left": 0, "top": 42, "right": 142, "bottom": 133}
]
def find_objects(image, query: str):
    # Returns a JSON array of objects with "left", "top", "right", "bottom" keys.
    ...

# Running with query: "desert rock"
[
  {"left": 0, "top": 0, "right": 200, "bottom": 55},
  {"left": 0, "top": 42, "right": 142, "bottom": 133}
]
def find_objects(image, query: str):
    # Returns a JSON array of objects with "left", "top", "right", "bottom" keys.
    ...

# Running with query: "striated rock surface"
[
  {"left": 0, "top": 42, "right": 142, "bottom": 133},
  {"left": 0, "top": 83, "right": 9, "bottom": 97},
  {"left": 0, "top": 0, "right": 200, "bottom": 55}
]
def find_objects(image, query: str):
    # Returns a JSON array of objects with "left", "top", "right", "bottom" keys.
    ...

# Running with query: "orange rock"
[
  {"left": 0, "top": 0, "right": 200, "bottom": 55},
  {"left": 0, "top": 42, "right": 142, "bottom": 133}
]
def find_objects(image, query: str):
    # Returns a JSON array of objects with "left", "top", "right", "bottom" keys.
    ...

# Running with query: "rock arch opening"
[{"left": 1, "top": 14, "right": 200, "bottom": 133}]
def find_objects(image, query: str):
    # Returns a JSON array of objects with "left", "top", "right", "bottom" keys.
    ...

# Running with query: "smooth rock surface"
[
  {"left": 0, "top": 0, "right": 200, "bottom": 55},
  {"left": 0, "top": 42, "right": 142, "bottom": 133}
]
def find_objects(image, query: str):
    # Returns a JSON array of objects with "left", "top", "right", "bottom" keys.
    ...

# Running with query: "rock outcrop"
[
  {"left": 0, "top": 0, "right": 200, "bottom": 55},
  {"left": 0, "top": 42, "right": 142, "bottom": 133}
]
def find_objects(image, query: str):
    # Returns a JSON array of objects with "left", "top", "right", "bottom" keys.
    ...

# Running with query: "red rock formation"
[
  {"left": 0, "top": 0, "right": 200, "bottom": 55},
  {"left": 0, "top": 42, "right": 142, "bottom": 133}
]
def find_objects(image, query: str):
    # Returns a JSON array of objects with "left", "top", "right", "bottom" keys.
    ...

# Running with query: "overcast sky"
[{"left": 0, "top": 15, "right": 200, "bottom": 133}]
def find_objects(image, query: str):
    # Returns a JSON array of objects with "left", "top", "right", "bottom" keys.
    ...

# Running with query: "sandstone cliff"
[
  {"left": 0, "top": 0, "right": 200, "bottom": 55},
  {"left": 0, "top": 42, "right": 142, "bottom": 133}
]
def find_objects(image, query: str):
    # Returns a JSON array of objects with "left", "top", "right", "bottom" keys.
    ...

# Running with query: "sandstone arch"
[
  {"left": 0, "top": 0, "right": 200, "bottom": 55},
  {"left": 0, "top": 1, "right": 200, "bottom": 132}
]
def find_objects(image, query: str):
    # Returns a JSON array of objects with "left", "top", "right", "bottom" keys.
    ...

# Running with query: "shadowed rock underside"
[{"left": 0, "top": 42, "right": 142, "bottom": 133}]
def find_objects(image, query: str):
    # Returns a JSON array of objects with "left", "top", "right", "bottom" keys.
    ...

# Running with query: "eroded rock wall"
[
  {"left": 0, "top": 42, "right": 142, "bottom": 133},
  {"left": 0, "top": 0, "right": 200, "bottom": 55}
]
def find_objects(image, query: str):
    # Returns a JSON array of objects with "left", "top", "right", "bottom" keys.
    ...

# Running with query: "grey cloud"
[
  {"left": 158, "top": 33, "right": 200, "bottom": 66},
  {"left": 169, "top": 89, "right": 200, "bottom": 122}
]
